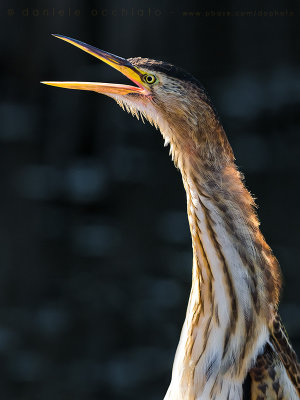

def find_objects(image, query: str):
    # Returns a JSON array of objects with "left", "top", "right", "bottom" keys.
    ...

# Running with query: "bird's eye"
[{"left": 143, "top": 74, "right": 157, "bottom": 85}]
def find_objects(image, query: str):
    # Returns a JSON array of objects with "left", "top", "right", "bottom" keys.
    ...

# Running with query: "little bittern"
[{"left": 42, "top": 35, "right": 300, "bottom": 400}]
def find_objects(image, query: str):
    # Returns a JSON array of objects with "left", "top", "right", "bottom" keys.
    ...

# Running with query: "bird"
[{"left": 42, "top": 35, "right": 300, "bottom": 400}]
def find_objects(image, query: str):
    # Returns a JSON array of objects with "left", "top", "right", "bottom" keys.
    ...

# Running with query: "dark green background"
[{"left": 0, "top": 0, "right": 299, "bottom": 399}]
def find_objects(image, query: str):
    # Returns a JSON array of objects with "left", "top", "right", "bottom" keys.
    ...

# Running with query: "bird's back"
[{"left": 244, "top": 314, "right": 300, "bottom": 399}]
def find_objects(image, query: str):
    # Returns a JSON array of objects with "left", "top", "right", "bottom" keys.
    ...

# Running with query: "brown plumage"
[{"left": 42, "top": 35, "right": 300, "bottom": 400}]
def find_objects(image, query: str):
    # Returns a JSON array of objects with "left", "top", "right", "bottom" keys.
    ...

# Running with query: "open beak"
[{"left": 41, "top": 34, "right": 148, "bottom": 96}]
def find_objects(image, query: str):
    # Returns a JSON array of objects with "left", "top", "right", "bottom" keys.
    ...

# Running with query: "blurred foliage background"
[{"left": 0, "top": 0, "right": 300, "bottom": 399}]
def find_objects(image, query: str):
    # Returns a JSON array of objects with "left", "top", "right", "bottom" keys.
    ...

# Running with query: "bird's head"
[{"left": 42, "top": 35, "right": 230, "bottom": 165}]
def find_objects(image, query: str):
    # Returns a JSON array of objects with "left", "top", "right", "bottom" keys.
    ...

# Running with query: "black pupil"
[{"left": 146, "top": 75, "right": 154, "bottom": 83}]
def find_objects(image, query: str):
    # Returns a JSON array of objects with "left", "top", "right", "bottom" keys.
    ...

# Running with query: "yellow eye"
[{"left": 143, "top": 74, "right": 156, "bottom": 85}]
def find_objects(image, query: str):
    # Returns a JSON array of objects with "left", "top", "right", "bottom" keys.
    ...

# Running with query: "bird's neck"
[{"left": 165, "top": 129, "right": 280, "bottom": 400}]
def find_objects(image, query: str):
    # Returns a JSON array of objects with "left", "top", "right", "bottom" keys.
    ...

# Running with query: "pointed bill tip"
[
  {"left": 51, "top": 34, "right": 78, "bottom": 45},
  {"left": 40, "top": 81, "right": 56, "bottom": 86},
  {"left": 40, "top": 81, "right": 85, "bottom": 89},
  {"left": 40, "top": 81, "right": 83, "bottom": 90},
  {"left": 52, "top": 33, "right": 66, "bottom": 39}
]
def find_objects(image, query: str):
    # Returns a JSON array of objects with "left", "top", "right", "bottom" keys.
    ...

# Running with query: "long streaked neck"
[{"left": 164, "top": 121, "right": 280, "bottom": 400}]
